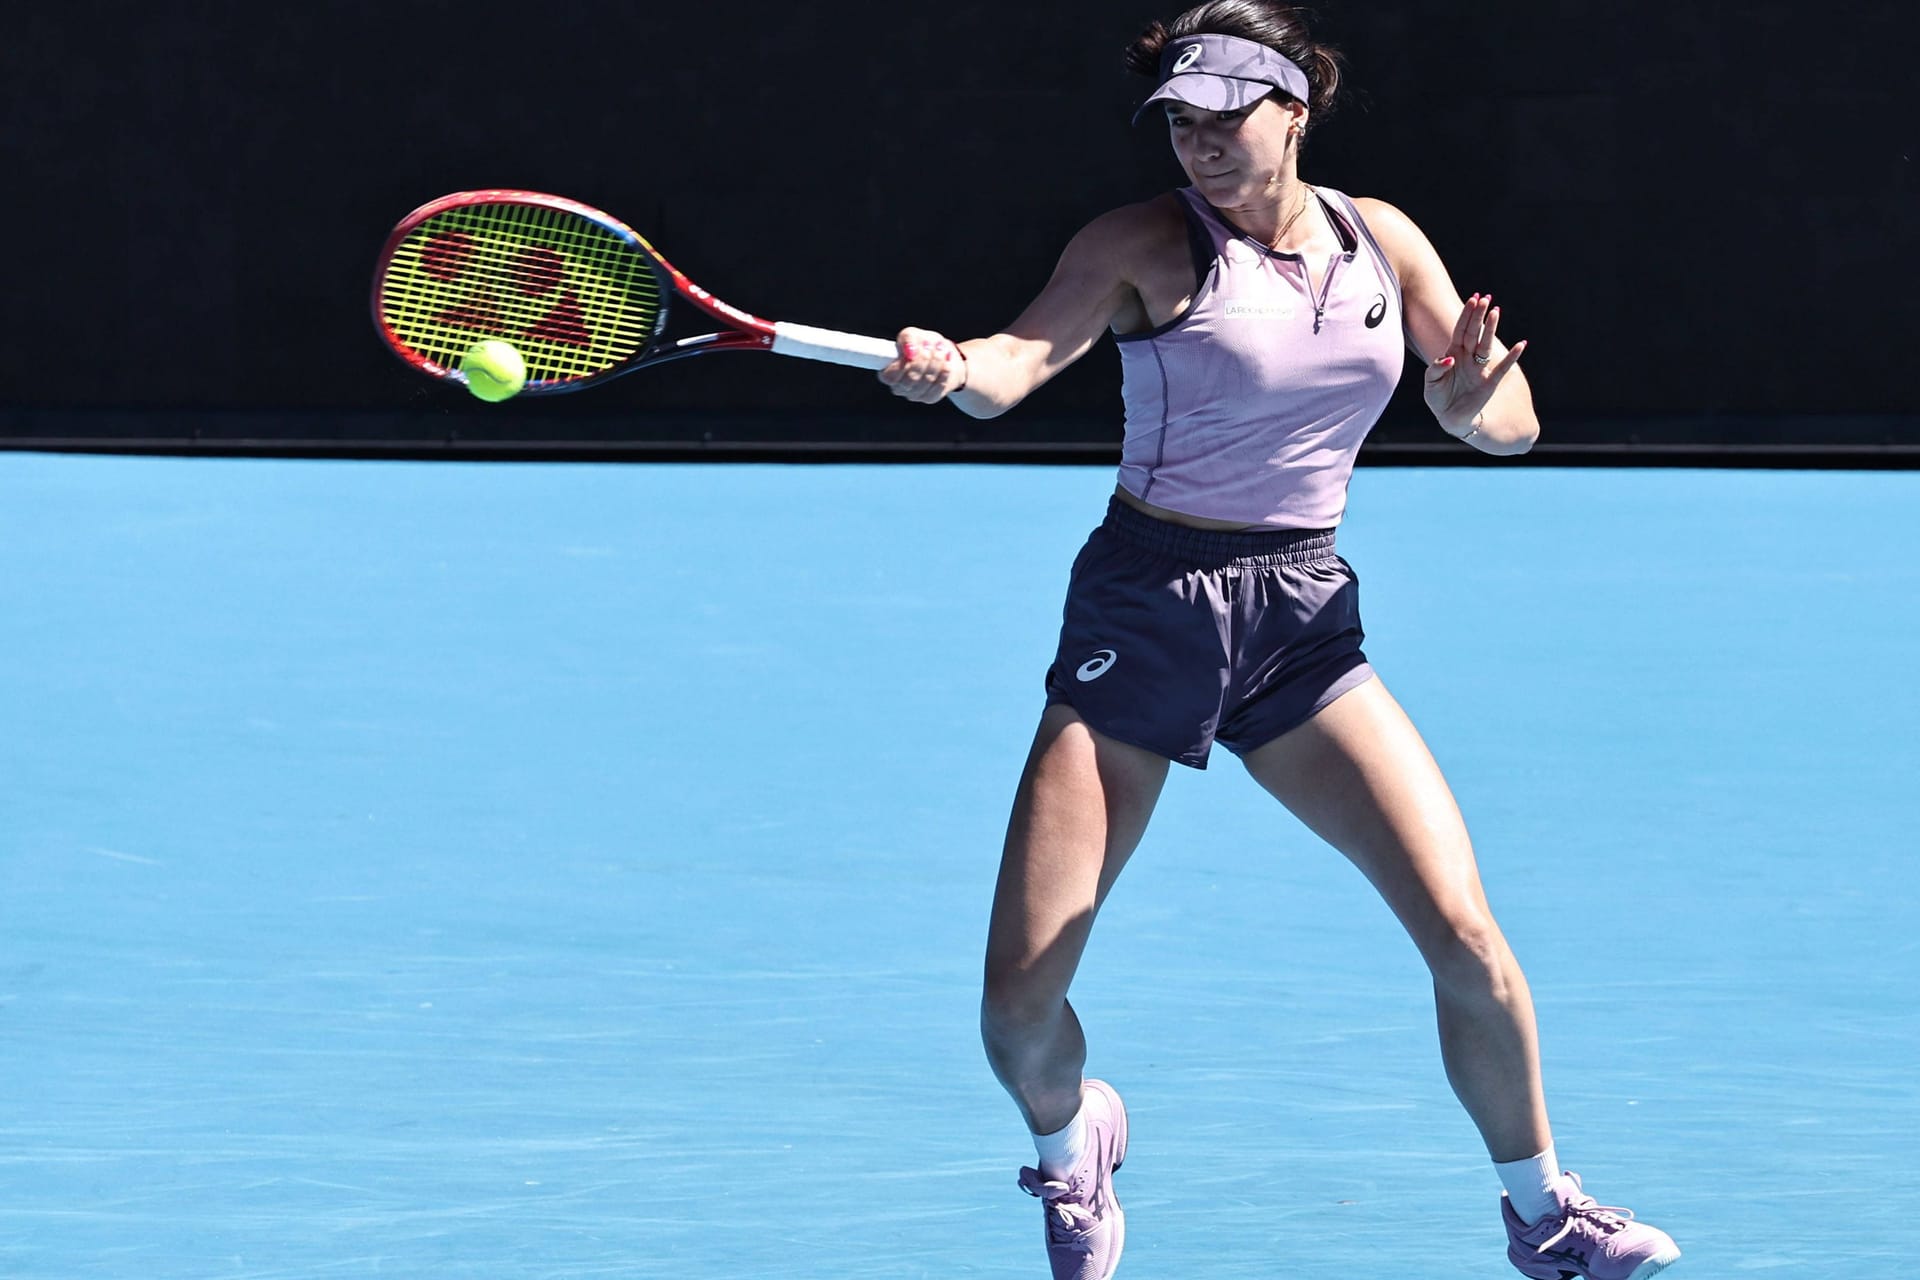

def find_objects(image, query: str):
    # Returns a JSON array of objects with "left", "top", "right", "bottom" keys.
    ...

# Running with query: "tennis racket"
[{"left": 372, "top": 189, "right": 900, "bottom": 395}]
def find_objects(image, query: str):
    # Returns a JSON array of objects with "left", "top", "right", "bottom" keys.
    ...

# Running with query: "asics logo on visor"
[
  {"left": 1172, "top": 43, "right": 1204, "bottom": 72},
  {"left": 1075, "top": 650, "right": 1118, "bottom": 681}
]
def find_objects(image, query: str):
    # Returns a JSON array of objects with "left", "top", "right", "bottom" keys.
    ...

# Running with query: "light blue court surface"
[{"left": 3, "top": 454, "right": 1917, "bottom": 1278}]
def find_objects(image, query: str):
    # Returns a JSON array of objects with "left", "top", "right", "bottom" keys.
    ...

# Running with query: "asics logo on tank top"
[
  {"left": 1365, "top": 293, "right": 1388, "bottom": 327},
  {"left": 1173, "top": 43, "right": 1204, "bottom": 72},
  {"left": 1075, "top": 650, "right": 1118, "bottom": 681}
]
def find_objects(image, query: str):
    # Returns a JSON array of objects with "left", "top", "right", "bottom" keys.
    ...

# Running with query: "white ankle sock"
[
  {"left": 1032, "top": 1104, "right": 1089, "bottom": 1180},
  {"left": 1494, "top": 1146, "right": 1572, "bottom": 1226}
]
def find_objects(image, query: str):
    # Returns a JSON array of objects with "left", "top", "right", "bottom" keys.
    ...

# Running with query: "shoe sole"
[
  {"left": 1510, "top": 1246, "right": 1679, "bottom": 1280},
  {"left": 1627, "top": 1249, "right": 1681, "bottom": 1280}
]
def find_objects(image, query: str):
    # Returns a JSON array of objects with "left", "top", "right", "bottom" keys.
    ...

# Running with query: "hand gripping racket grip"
[{"left": 770, "top": 322, "right": 901, "bottom": 371}]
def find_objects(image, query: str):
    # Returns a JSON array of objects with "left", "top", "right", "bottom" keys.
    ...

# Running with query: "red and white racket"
[{"left": 372, "top": 189, "right": 899, "bottom": 395}]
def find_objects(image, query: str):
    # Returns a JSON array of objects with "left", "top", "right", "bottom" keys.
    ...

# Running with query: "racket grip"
[{"left": 770, "top": 322, "right": 900, "bottom": 371}]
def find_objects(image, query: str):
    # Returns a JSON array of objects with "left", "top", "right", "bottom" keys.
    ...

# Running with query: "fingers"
[
  {"left": 1425, "top": 293, "right": 1529, "bottom": 422},
  {"left": 1486, "top": 336, "right": 1529, "bottom": 379},
  {"left": 1448, "top": 293, "right": 1529, "bottom": 377},
  {"left": 1450, "top": 292, "right": 1500, "bottom": 361},
  {"left": 1471, "top": 295, "right": 1498, "bottom": 365},
  {"left": 1445, "top": 292, "right": 1475, "bottom": 357},
  {"left": 1430, "top": 293, "right": 1494, "bottom": 388},
  {"left": 881, "top": 326, "right": 965, "bottom": 403},
  {"left": 1428, "top": 335, "right": 1527, "bottom": 394}
]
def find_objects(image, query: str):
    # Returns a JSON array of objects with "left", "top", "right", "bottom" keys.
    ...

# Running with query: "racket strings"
[{"left": 379, "top": 202, "right": 662, "bottom": 385}]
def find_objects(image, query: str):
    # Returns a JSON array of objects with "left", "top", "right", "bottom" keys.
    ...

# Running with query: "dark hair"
[{"left": 1125, "top": 2, "right": 1347, "bottom": 132}]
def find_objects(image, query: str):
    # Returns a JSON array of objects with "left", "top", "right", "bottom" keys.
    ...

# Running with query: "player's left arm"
[{"left": 1353, "top": 197, "right": 1539, "bottom": 456}]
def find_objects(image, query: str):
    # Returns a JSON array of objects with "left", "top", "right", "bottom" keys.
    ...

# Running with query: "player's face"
[{"left": 1164, "top": 94, "right": 1301, "bottom": 206}]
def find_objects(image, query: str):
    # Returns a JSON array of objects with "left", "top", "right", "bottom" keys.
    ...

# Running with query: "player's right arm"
[{"left": 880, "top": 203, "right": 1161, "bottom": 420}]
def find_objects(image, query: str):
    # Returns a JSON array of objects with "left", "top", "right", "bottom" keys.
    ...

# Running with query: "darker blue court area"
[{"left": 3, "top": 454, "right": 1915, "bottom": 1277}]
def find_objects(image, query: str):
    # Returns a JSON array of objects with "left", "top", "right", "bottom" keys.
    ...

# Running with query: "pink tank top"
[{"left": 1116, "top": 186, "right": 1404, "bottom": 529}]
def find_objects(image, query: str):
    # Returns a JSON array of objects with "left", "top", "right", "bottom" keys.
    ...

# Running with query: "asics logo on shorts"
[
  {"left": 1173, "top": 44, "right": 1204, "bottom": 72},
  {"left": 1075, "top": 649, "right": 1118, "bottom": 681}
]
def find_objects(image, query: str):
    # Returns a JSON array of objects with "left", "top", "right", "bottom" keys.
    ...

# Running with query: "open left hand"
[{"left": 1422, "top": 293, "right": 1528, "bottom": 436}]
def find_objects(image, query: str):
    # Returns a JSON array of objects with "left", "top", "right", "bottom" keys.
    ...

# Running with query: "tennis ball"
[{"left": 462, "top": 340, "right": 527, "bottom": 402}]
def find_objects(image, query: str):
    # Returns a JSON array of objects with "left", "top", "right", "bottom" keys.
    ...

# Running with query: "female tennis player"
[{"left": 878, "top": 4, "right": 1680, "bottom": 1279}]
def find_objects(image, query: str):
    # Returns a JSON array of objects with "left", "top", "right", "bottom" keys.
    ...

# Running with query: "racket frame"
[{"left": 372, "top": 189, "right": 852, "bottom": 396}]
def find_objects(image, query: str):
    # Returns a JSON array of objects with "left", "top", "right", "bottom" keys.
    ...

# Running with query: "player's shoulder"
[
  {"left": 1346, "top": 195, "right": 1422, "bottom": 243},
  {"left": 1067, "top": 195, "right": 1198, "bottom": 287},
  {"left": 1344, "top": 194, "right": 1439, "bottom": 279},
  {"left": 1067, "top": 193, "right": 1182, "bottom": 257}
]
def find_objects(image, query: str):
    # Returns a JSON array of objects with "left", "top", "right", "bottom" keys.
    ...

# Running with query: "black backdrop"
[{"left": 2, "top": 1, "right": 1914, "bottom": 459}]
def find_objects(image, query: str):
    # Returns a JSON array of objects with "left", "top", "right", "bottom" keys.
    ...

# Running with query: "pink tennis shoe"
[
  {"left": 1503, "top": 1172, "right": 1681, "bottom": 1280},
  {"left": 1016, "top": 1079, "right": 1129, "bottom": 1280}
]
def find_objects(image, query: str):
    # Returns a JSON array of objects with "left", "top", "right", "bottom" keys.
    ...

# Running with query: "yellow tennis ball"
[{"left": 461, "top": 340, "right": 527, "bottom": 402}]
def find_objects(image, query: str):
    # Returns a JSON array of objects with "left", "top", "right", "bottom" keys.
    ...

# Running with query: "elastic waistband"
[{"left": 1100, "top": 496, "right": 1337, "bottom": 566}]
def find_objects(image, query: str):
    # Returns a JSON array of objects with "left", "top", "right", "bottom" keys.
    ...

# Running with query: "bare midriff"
[{"left": 1111, "top": 484, "right": 1272, "bottom": 532}]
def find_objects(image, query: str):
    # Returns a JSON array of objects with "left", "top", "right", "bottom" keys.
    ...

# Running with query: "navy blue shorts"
[{"left": 1044, "top": 497, "right": 1374, "bottom": 769}]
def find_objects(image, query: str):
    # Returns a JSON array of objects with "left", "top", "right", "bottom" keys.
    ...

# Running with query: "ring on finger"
[{"left": 1472, "top": 354, "right": 1491, "bottom": 365}]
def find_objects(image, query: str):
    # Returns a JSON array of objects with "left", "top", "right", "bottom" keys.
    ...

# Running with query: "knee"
[
  {"left": 1424, "top": 914, "right": 1518, "bottom": 1002},
  {"left": 980, "top": 967, "right": 1065, "bottom": 1044}
]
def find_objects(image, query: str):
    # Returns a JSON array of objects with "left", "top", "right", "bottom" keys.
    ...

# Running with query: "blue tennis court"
[{"left": 3, "top": 453, "right": 1915, "bottom": 1277}]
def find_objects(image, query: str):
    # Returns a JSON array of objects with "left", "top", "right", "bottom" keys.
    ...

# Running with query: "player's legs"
[
  {"left": 1238, "top": 675, "right": 1550, "bottom": 1160},
  {"left": 982, "top": 703, "right": 1169, "bottom": 1136}
]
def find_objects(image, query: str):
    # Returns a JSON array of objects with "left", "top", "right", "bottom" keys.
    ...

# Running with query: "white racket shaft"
[{"left": 771, "top": 322, "right": 900, "bottom": 370}]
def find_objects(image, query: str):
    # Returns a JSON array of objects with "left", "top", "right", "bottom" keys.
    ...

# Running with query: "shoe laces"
[
  {"left": 1018, "top": 1166, "right": 1099, "bottom": 1248},
  {"left": 1537, "top": 1192, "right": 1638, "bottom": 1253}
]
